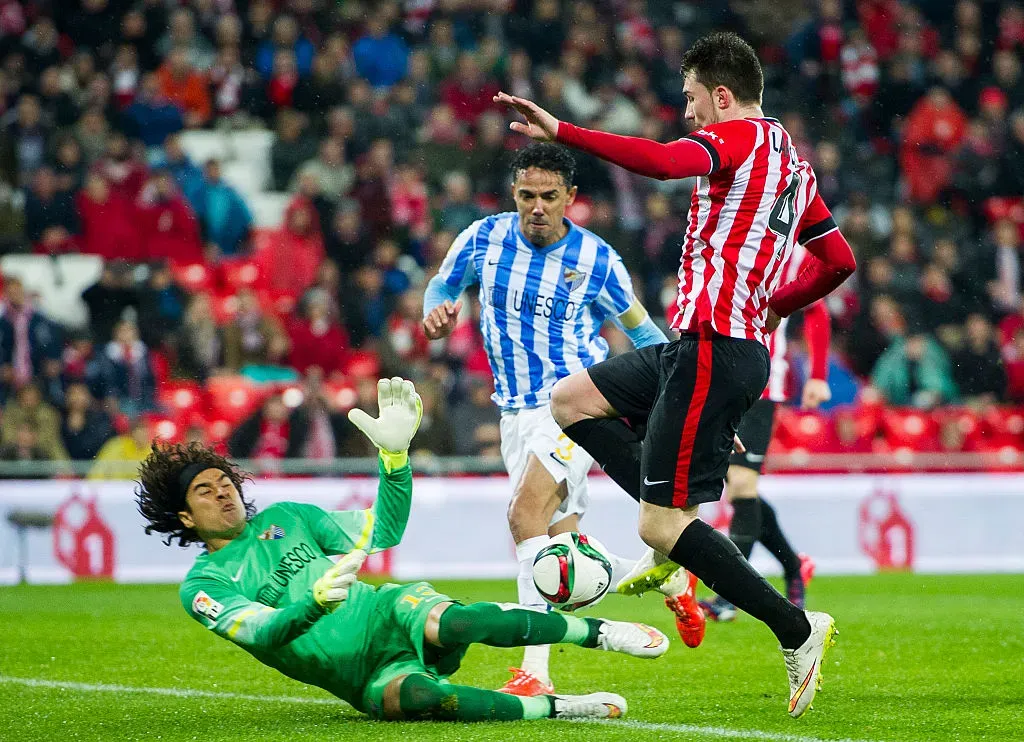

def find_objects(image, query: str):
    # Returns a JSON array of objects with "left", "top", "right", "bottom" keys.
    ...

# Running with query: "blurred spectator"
[
  {"left": 61, "top": 381, "right": 115, "bottom": 460},
  {"left": 985, "top": 219, "right": 1023, "bottom": 314},
  {"left": 0, "top": 422, "right": 53, "bottom": 474},
  {"left": 175, "top": 293, "right": 221, "bottom": 382},
  {"left": 256, "top": 15, "right": 314, "bottom": 80},
  {"left": 952, "top": 314, "right": 1007, "bottom": 404},
  {"left": 291, "top": 137, "right": 354, "bottom": 203},
  {"left": 440, "top": 52, "right": 500, "bottom": 125},
  {"left": 325, "top": 201, "right": 372, "bottom": 272},
  {"left": 97, "top": 319, "right": 157, "bottom": 417},
  {"left": 136, "top": 170, "right": 204, "bottom": 263},
  {"left": 437, "top": 171, "right": 481, "bottom": 234},
  {"left": 255, "top": 196, "right": 324, "bottom": 296},
  {"left": 507, "top": 0, "right": 565, "bottom": 65},
  {"left": 294, "top": 369, "right": 353, "bottom": 461},
  {"left": 449, "top": 376, "right": 501, "bottom": 457},
  {"left": 352, "top": 138, "right": 395, "bottom": 241},
  {"left": 294, "top": 53, "right": 347, "bottom": 115},
  {"left": 1, "top": 382, "right": 68, "bottom": 460},
  {"left": 383, "top": 289, "right": 430, "bottom": 370},
  {"left": 1003, "top": 326, "right": 1024, "bottom": 403},
  {"left": 209, "top": 45, "right": 248, "bottom": 121},
  {"left": 416, "top": 104, "right": 468, "bottom": 191},
  {"left": 228, "top": 393, "right": 302, "bottom": 466},
  {"left": 270, "top": 109, "right": 317, "bottom": 190},
  {"left": 137, "top": 261, "right": 186, "bottom": 350},
  {"left": 261, "top": 50, "right": 301, "bottom": 115},
  {"left": 341, "top": 265, "right": 390, "bottom": 346},
  {"left": 901, "top": 87, "right": 967, "bottom": 203},
  {"left": 37, "top": 66, "right": 79, "bottom": 129},
  {"left": 82, "top": 261, "right": 139, "bottom": 345},
  {"left": 0, "top": 276, "right": 62, "bottom": 399},
  {"left": 88, "top": 417, "right": 152, "bottom": 480},
  {"left": 76, "top": 174, "right": 142, "bottom": 262},
  {"left": 122, "top": 73, "right": 185, "bottom": 148},
  {"left": 51, "top": 136, "right": 87, "bottom": 193},
  {"left": 24, "top": 166, "right": 78, "bottom": 255},
  {"left": 352, "top": 12, "right": 408, "bottom": 88},
  {"left": 410, "top": 380, "right": 454, "bottom": 457},
  {"left": 0, "top": 94, "right": 47, "bottom": 185},
  {"left": 75, "top": 108, "right": 110, "bottom": 166},
  {"left": 21, "top": 17, "right": 61, "bottom": 76},
  {"left": 156, "top": 47, "right": 211, "bottom": 128},
  {"left": 872, "top": 332, "right": 959, "bottom": 408},
  {"left": 286, "top": 287, "right": 348, "bottom": 377},
  {"left": 239, "top": 332, "right": 297, "bottom": 383},
  {"left": 0, "top": 181, "right": 25, "bottom": 251},
  {"left": 194, "top": 159, "right": 253, "bottom": 259},
  {"left": 222, "top": 288, "right": 284, "bottom": 370},
  {"left": 390, "top": 163, "right": 430, "bottom": 237},
  {"left": 159, "top": 133, "right": 205, "bottom": 207},
  {"left": 157, "top": 7, "right": 215, "bottom": 73},
  {"left": 110, "top": 44, "right": 140, "bottom": 110},
  {"left": 92, "top": 131, "right": 148, "bottom": 200}
]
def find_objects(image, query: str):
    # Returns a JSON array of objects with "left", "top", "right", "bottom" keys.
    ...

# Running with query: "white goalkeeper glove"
[
  {"left": 313, "top": 548, "right": 367, "bottom": 611},
  {"left": 348, "top": 377, "right": 422, "bottom": 472}
]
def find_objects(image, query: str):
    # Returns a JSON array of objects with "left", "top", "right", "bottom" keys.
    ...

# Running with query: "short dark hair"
[
  {"left": 509, "top": 143, "right": 576, "bottom": 189},
  {"left": 680, "top": 32, "right": 763, "bottom": 105},
  {"left": 135, "top": 442, "right": 255, "bottom": 548}
]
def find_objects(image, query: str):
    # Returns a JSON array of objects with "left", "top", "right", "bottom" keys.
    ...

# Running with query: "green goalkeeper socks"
[
  {"left": 398, "top": 673, "right": 552, "bottom": 721},
  {"left": 437, "top": 602, "right": 602, "bottom": 649}
]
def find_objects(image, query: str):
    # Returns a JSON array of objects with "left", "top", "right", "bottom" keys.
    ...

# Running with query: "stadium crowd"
[{"left": 0, "top": 0, "right": 1023, "bottom": 475}]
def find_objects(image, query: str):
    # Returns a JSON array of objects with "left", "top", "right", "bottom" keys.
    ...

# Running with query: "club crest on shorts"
[
  {"left": 258, "top": 524, "right": 285, "bottom": 540},
  {"left": 563, "top": 268, "right": 588, "bottom": 292}
]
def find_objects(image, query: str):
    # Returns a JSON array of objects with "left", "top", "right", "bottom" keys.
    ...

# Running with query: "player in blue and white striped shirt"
[{"left": 424, "top": 144, "right": 699, "bottom": 695}]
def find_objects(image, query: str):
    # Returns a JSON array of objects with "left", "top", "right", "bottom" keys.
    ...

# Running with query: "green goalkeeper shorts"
[{"left": 361, "top": 582, "right": 466, "bottom": 719}]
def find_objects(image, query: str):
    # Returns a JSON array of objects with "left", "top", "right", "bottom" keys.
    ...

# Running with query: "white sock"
[
  {"left": 516, "top": 535, "right": 552, "bottom": 684},
  {"left": 607, "top": 551, "right": 637, "bottom": 588}
]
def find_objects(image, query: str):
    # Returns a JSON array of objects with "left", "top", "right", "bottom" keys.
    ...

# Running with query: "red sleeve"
[
  {"left": 556, "top": 123, "right": 714, "bottom": 180},
  {"left": 801, "top": 300, "right": 831, "bottom": 380},
  {"left": 556, "top": 120, "right": 757, "bottom": 180},
  {"left": 768, "top": 191, "right": 855, "bottom": 318},
  {"left": 769, "top": 230, "right": 856, "bottom": 318}
]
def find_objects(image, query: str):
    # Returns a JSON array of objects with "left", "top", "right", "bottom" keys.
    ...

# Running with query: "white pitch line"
[
  {"left": 2, "top": 676, "right": 884, "bottom": 742},
  {"left": 575, "top": 719, "right": 886, "bottom": 742}
]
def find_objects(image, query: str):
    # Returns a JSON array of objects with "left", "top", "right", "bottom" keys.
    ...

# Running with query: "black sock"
[
  {"left": 729, "top": 497, "right": 762, "bottom": 560},
  {"left": 760, "top": 498, "right": 802, "bottom": 581},
  {"left": 668, "top": 519, "right": 810, "bottom": 649},
  {"left": 562, "top": 418, "right": 641, "bottom": 501}
]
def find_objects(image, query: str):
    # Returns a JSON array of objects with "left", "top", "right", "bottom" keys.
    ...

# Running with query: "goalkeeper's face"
[{"left": 177, "top": 468, "right": 247, "bottom": 543}]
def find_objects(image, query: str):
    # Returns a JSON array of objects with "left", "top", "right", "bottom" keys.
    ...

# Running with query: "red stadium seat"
[
  {"left": 169, "top": 262, "right": 214, "bottom": 293},
  {"left": 773, "top": 408, "right": 836, "bottom": 453},
  {"left": 880, "top": 408, "right": 940, "bottom": 453},
  {"left": 206, "top": 376, "right": 269, "bottom": 424},
  {"left": 157, "top": 380, "right": 205, "bottom": 418},
  {"left": 323, "top": 380, "right": 357, "bottom": 411},
  {"left": 344, "top": 350, "right": 381, "bottom": 380},
  {"left": 832, "top": 405, "right": 878, "bottom": 453},
  {"left": 983, "top": 407, "right": 1024, "bottom": 450},
  {"left": 933, "top": 407, "right": 987, "bottom": 452},
  {"left": 220, "top": 259, "right": 265, "bottom": 292}
]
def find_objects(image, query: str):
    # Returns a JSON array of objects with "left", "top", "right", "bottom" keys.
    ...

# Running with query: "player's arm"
[
  {"left": 423, "top": 222, "right": 480, "bottom": 340},
  {"left": 181, "top": 576, "right": 327, "bottom": 650},
  {"left": 800, "top": 300, "right": 833, "bottom": 409},
  {"left": 596, "top": 252, "right": 669, "bottom": 348},
  {"left": 768, "top": 194, "right": 856, "bottom": 318},
  {"left": 494, "top": 92, "right": 730, "bottom": 180}
]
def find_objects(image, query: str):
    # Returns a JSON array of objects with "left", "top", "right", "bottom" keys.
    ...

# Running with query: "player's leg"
[
  {"left": 550, "top": 343, "right": 665, "bottom": 502},
  {"left": 381, "top": 673, "right": 626, "bottom": 721},
  {"left": 634, "top": 333, "right": 835, "bottom": 716}
]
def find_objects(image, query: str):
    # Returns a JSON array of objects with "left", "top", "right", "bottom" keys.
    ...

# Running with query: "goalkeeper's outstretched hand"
[
  {"left": 313, "top": 548, "right": 367, "bottom": 611},
  {"left": 348, "top": 377, "right": 422, "bottom": 471}
]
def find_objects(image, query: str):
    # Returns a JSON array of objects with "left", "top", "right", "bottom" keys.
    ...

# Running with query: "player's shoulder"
[{"left": 688, "top": 118, "right": 761, "bottom": 147}]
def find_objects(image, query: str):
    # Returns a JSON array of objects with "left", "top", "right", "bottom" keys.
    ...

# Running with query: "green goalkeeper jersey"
[{"left": 179, "top": 461, "right": 415, "bottom": 709}]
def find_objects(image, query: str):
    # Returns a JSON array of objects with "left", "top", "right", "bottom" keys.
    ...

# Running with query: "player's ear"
[
  {"left": 565, "top": 185, "right": 577, "bottom": 205},
  {"left": 715, "top": 85, "right": 731, "bottom": 110},
  {"left": 178, "top": 509, "right": 195, "bottom": 529}
]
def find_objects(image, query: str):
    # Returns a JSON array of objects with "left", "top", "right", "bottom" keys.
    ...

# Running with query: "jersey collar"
[{"left": 515, "top": 214, "right": 577, "bottom": 255}]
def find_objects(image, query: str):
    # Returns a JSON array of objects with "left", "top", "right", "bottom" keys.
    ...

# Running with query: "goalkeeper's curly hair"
[{"left": 135, "top": 442, "right": 255, "bottom": 548}]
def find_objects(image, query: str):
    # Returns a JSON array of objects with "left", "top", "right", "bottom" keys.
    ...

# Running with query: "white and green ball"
[{"left": 532, "top": 532, "right": 613, "bottom": 611}]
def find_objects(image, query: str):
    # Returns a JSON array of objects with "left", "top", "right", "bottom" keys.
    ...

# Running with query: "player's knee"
[
  {"left": 550, "top": 377, "right": 580, "bottom": 428},
  {"left": 394, "top": 673, "right": 455, "bottom": 720},
  {"left": 726, "top": 466, "right": 759, "bottom": 501}
]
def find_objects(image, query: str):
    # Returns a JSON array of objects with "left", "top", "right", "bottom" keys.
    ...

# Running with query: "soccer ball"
[{"left": 532, "top": 532, "right": 613, "bottom": 611}]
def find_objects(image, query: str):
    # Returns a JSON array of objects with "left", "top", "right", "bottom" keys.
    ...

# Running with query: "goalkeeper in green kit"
[{"left": 137, "top": 377, "right": 668, "bottom": 722}]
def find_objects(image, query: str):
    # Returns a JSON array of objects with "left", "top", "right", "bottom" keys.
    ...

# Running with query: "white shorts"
[{"left": 500, "top": 405, "right": 593, "bottom": 526}]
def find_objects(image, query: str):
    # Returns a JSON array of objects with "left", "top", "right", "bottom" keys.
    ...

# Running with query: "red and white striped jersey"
[
  {"left": 761, "top": 243, "right": 831, "bottom": 402},
  {"left": 670, "top": 118, "right": 837, "bottom": 347}
]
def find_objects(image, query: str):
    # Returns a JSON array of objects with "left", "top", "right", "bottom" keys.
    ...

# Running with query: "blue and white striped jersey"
[{"left": 435, "top": 212, "right": 637, "bottom": 410}]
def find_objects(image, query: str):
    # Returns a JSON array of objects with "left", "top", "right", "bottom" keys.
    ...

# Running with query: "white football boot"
[
  {"left": 551, "top": 692, "right": 627, "bottom": 719},
  {"left": 782, "top": 611, "right": 838, "bottom": 718}
]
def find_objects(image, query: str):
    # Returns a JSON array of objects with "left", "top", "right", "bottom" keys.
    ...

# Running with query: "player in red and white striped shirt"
[
  {"left": 706, "top": 242, "right": 832, "bottom": 622},
  {"left": 496, "top": 32, "right": 854, "bottom": 718}
]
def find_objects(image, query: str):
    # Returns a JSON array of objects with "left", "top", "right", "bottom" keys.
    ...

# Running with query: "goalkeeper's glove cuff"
[{"left": 379, "top": 449, "right": 409, "bottom": 474}]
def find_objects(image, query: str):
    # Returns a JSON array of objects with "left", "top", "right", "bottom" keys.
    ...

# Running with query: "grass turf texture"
[{"left": 1, "top": 574, "right": 1020, "bottom": 742}]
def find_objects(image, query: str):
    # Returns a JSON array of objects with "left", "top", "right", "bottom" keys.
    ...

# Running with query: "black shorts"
[
  {"left": 588, "top": 328, "right": 769, "bottom": 509},
  {"left": 730, "top": 399, "right": 777, "bottom": 474}
]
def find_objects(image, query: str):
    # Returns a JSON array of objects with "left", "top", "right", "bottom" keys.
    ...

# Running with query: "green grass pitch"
[{"left": 1, "top": 573, "right": 1021, "bottom": 742}]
